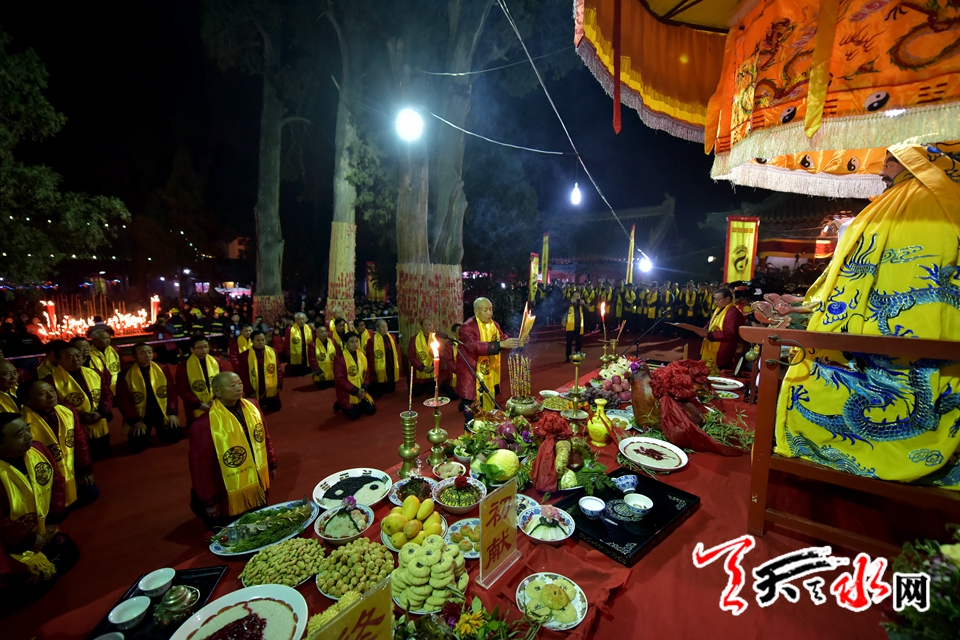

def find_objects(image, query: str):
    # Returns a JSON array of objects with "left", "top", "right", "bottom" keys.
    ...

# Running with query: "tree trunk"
[
  {"left": 325, "top": 8, "right": 361, "bottom": 325},
  {"left": 253, "top": 30, "right": 286, "bottom": 325},
  {"left": 429, "top": 0, "right": 494, "bottom": 332}
]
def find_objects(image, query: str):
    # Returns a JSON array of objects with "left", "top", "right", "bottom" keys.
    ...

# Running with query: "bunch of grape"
[{"left": 579, "top": 386, "right": 621, "bottom": 408}]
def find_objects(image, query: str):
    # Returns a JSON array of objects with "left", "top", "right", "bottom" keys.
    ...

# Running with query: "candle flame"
[
  {"left": 600, "top": 301, "right": 606, "bottom": 317},
  {"left": 430, "top": 333, "right": 440, "bottom": 359}
]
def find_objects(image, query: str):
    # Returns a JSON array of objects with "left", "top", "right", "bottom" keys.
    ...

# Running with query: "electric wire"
[
  {"left": 496, "top": 0, "right": 631, "bottom": 241},
  {"left": 421, "top": 46, "right": 573, "bottom": 76},
  {"left": 427, "top": 111, "right": 572, "bottom": 155}
]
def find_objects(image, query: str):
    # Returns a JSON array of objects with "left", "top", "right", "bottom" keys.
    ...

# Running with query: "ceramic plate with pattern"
[
  {"left": 208, "top": 500, "right": 320, "bottom": 557},
  {"left": 171, "top": 584, "right": 307, "bottom": 640},
  {"left": 618, "top": 437, "right": 688, "bottom": 471},
  {"left": 604, "top": 498, "right": 646, "bottom": 522},
  {"left": 539, "top": 390, "right": 559, "bottom": 398},
  {"left": 312, "top": 468, "right": 391, "bottom": 510},
  {"left": 388, "top": 477, "right": 438, "bottom": 506},
  {"left": 515, "top": 572, "right": 588, "bottom": 631},
  {"left": 380, "top": 514, "right": 448, "bottom": 552},
  {"left": 442, "top": 517, "right": 480, "bottom": 559},
  {"left": 516, "top": 494, "right": 537, "bottom": 516},
  {"left": 709, "top": 376, "right": 744, "bottom": 390}
]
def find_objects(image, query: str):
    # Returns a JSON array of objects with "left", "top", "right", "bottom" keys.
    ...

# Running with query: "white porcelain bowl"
[
  {"left": 519, "top": 506, "right": 575, "bottom": 545},
  {"left": 314, "top": 503, "right": 374, "bottom": 546},
  {"left": 138, "top": 567, "right": 175, "bottom": 597},
  {"left": 94, "top": 633, "right": 124, "bottom": 640},
  {"left": 433, "top": 460, "right": 466, "bottom": 479},
  {"left": 433, "top": 476, "right": 487, "bottom": 515},
  {"left": 108, "top": 596, "right": 151, "bottom": 630},
  {"left": 624, "top": 493, "right": 653, "bottom": 517}
]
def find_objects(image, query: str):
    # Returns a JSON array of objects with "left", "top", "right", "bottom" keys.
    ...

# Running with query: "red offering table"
[{"left": 33, "top": 377, "right": 887, "bottom": 640}]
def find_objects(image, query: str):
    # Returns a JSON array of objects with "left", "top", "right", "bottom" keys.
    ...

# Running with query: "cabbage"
[
  {"left": 559, "top": 469, "right": 578, "bottom": 489},
  {"left": 484, "top": 449, "right": 520, "bottom": 482}
]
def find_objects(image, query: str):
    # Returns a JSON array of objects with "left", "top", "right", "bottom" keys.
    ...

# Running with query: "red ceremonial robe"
[
  {"left": 455, "top": 317, "right": 507, "bottom": 402},
  {"left": 703, "top": 305, "right": 747, "bottom": 371},
  {"left": 239, "top": 348, "right": 284, "bottom": 398},
  {"left": 174, "top": 357, "right": 233, "bottom": 421},
  {"left": 116, "top": 363, "right": 179, "bottom": 425},
  {"left": 187, "top": 399, "right": 277, "bottom": 513},
  {"left": 365, "top": 332, "right": 399, "bottom": 383},
  {"left": 334, "top": 349, "right": 370, "bottom": 409}
]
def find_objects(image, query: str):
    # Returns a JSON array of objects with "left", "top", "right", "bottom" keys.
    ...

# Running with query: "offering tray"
[
  {"left": 86, "top": 565, "right": 227, "bottom": 640},
  {"left": 552, "top": 468, "right": 699, "bottom": 567}
]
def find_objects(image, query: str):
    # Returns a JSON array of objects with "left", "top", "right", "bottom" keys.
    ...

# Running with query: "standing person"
[
  {"left": 456, "top": 298, "right": 524, "bottom": 413},
  {"left": 312, "top": 326, "right": 337, "bottom": 390},
  {"left": 407, "top": 318, "right": 436, "bottom": 398},
  {"left": 355, "top": 318, "right": 373, "bottom": 353},
  {"left": 0, "top": 360, "right": 20, "bottom": 413},
  {"left": 146, "top": 315, "right": 179, "bottom": 365},
  {"left": 0, "top": 413, "right": 79, "bottom": 616},
  {"left": 116, "top": 343, "right": 180, "bottom": 453},
  {"left": 283, "top": 313, "right": 313, "bottom": 377},
  {"left": 187, "top": 373, "right": 276, "bottom": 529},
  {"left": 35, "top": 340, "right": 67, "bottom": 380},
  {"left": 44, "top": 346, "right": 113, "bottom": 460},
  {"left": 239, "top": 331, "right": 282, "bottom": 413},
  {"left": 88, "top": 329, "right": 120, "bottom": 395},
  {"left": 229, "top": 323, "right": 254, "bottom": 370},
  {"left": 176, "top": 335, "right": 231, "bottom": 425},
  {"left": 582, "top": 282, "right": 596, "bottom": 331},
  {"left": 333, "top": 332, "right": 375, "bottom": 420},
  {"left": 367, "top": 320, "right": 399, "bottom": 396},
  {"left": 671, "top": 287, "right": 746, "bottom": 372},
  {"left": 445, "top": 324, "right": 461, "bottom": 406},
  {"left": 622, "top": 283, "right": 637, "bottom": 333},
  {"left": 564, "top": 291, "right": 587, "bottom": 360},
  {"left": 681, "top": 283, "right": 698, "bottom": 322},
  {"left": 209, "top": 308, "right": 230, "bottom": 355},
  {"left": 19, "top": 380, "right": 97, "bottom": 507},
  {"left": 166, "top": 309, "right": 189, "bottom": 360}
]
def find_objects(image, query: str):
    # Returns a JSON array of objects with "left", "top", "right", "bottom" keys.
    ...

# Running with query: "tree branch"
[{"left": 282, "top": 116, "right": 311, "bottom": 126}]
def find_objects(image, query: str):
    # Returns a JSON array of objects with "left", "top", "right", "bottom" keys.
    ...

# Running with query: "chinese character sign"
[
  {"left": 692, "top": 536, "right": 924, "bottom": 616},
  {"left": 309, "top": 575, "right": 393, "bottom": 640},
  {"left": 478, "top": 479, "right": 521, "bottom": 589},
  {"left": 723, "top": 216, "right": 759, "bottom": 284}
]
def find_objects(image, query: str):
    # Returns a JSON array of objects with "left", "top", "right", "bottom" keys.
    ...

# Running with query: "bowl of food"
[
  {"left": 433, "top": 476, "right": 487, "bottom": 515},
  {"left": 314, "top": 500, "right": 374, "bottom": 546},
  {"left": 624, "top": 493, "right": 653, "bottom": 517},
  {"left": 109, "top": 596, "right": 151, "bottom": 630},
  {"left": 519, "top": 505, "right": 575, "bottom": 545},
  {"left": 388, "top": 476, "right": 436, "bottom": 506},
  {"left": 138, "top": 567, "right": 175, "bottom": 597},
  {"left": 433, "top": 461, "right": 466, "bottom": 479},
  {"left": 453, "top": 447, "right": 472, "bottom": 464}
]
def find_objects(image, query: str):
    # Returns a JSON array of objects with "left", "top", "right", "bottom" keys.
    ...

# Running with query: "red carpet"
[{"left": 5, "top": 332, "right": 938, "bottom": 639}]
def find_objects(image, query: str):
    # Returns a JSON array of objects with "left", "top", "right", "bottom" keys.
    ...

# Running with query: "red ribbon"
[{"left": 613, "top": 0, "right": 622, "bottom": 134}]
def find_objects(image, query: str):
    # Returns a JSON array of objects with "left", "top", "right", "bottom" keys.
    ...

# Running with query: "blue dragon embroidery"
[
  {"left": 839, "top": 233, "right": 879, "bottom": 281},
  {"left": 788, "top": 355, "right": 960, "bottom": 446},
  {"left": 868, "top": 264, "right": 960, "bottom": 336},
  {"left": 783, "top": 425, "right": 879, "bottom": 478}
]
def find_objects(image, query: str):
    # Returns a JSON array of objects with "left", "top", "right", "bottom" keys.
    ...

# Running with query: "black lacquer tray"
[
  {"left": 553, "top": 468, "right": 700, "bottom": 567},
  {"left": 86, "top": 566, "right": 227, "bottom": 640}
]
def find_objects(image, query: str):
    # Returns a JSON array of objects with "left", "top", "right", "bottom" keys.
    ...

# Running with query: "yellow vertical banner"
[
  {"left": 626, "top": 224, "right": 636, "bottom": 284},
  {"left": 478, "top": 478, "right": 521, "bottom": 589},
  {"left": 723, "top": 216, "right": 760, "bottom": 283},
  {"left": 541, "top": 233, "right": 550, "bottom": 285},
  {"left": 366, "top": 262, "right": 386, "bottom": 302},
  {"left": 307, "top": 575, "right": 393, "bottom": 640},
  {"left": 528, "top": 253, "right": 539, "bottom": 301}
]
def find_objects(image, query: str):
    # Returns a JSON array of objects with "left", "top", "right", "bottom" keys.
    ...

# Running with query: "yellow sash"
[
  {"left": 288, "top": 325, "right": 313, "bottom": 366},
  {"left": 125, "top": 362, "right": 170, "bottom": 426},
  {"left": 684, "top": 290, "right": 697, "bottom": 317},
  {"left": 359, "top": 330, "right": 371, "bottom": 353},
  {"left": 90, "top": 345, "right": 120, "bottom": 394},
  {"left": 247, "top": 347, "right": 279, "bottom": 399},
  {"left": 22, "top": 406, "right": 76, "bottom": 506},
  {"left": 329, "top": 327, "right": 344, "bottom": 351},
  {"left": 565, "top": 305, "right": 584, "bottom": 334},
  {"left": 314, "top": 338, "right": 336, "bottom": 381},
  {"left": 646, "top": 291, "right": 658, "bottom": 319},
  {"left": 0, "top": 447, "right": 54, "bottom": 536},
  {"left": 208, "top": 399, "right": 270, "bottom": 516},
  {"left": 186, "top": 354, "right": 219, "bottom": 417},
  {"left": 37, "top": 360, "right": 56, "bottom": 380},
  {"left": 476, "top": 319, "right": 501, "bottom": 410},
  {"left": 414, "top": 332, "right": 433, "bottom": 380},
  {"left": 372, "top": 332, "right": 399, "bottom": 384},
  {"left": 584, "top": 289, "right": 595, "bottom": 312},
  {"left": 344, "top": 350, "right": 372, "bottom": 406},
  {"left": 0, "top": 391, "right": 18, "bottom": 413},
  {"left": 237, "top": 335, "right": 251, "bottom": 354},
  {"left": 700, "top": 303, "right": 733, "bottom": 365},
  {"left": 51, "top": 366, "right": 108, "bottom": 439}
]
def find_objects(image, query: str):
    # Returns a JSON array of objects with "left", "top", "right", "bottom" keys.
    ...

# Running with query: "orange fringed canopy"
[{"left": 575, "top": 0, "right": 960, "bottom": 198}]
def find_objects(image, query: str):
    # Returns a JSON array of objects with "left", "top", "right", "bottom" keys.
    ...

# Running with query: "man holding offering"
[{"left": 456, "top": 298, "right": 524, "bottom": 413}]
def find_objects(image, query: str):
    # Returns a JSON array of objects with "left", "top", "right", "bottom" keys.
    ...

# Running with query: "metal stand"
[
  {"left": 423, "top": 397, "right": 450, "bottom": 466},
  {"left": 398, "top": 411, "right": 420, "bottom": 478},
  {"left": 561, "top": 352, "right": 588, "bottom": 420}
]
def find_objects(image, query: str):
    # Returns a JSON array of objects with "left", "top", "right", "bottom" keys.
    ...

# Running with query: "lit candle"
[
  {"left": 430, "top": 333, "right": 441, "bottom": 403},
  {"left": 600, "top": 301, "right": 607, "bottom": 341}
]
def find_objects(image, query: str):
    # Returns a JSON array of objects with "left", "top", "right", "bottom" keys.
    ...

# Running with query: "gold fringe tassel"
[{"left": 714, "top": 164, "right": 886, "bottom": 199}]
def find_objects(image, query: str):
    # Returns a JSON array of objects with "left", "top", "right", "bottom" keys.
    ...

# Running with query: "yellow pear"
[
  {"left": 390, "top": 506, "right": 403, "bottom": 515},
  {"left": 380, "top": 513, "right": 408, "bottom": 536},
  {"left": 401, "top": 495, "right": 421, "bottom": 521},
  {"left": 390, "top": 531, "right": 409, "bottom": 548},
  {"left": 424, "top": 511, "right": 442, "bottom": 528},
  {"left": 416, "top": 498, "right": 435, "bottom": 521}
]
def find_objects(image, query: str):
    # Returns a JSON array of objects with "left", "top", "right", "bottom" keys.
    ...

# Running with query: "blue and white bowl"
[
  {"left": 613, "top": 474, "right": 638, "bottom": 493},
  {"left": 624, "top": 493, "right": 653, "bottom": 517},
  {"left": 578, "top": 496, "right": 605, "bottom": 519}
]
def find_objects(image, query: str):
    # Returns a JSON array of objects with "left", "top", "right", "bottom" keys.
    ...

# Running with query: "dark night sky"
[{"left": 1, "top": 0, "right": 771, "bottom": 282}]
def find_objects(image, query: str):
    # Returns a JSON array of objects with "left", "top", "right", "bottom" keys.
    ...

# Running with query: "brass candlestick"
[
  {"left": 562, "top": 352, "right": 588, "bottom": 421},
  {"left": 423, "top": 397, "right": 450, "bottom": 466},
  {"left": 398, "top": 410, "right": 421, "bottom": 478}
]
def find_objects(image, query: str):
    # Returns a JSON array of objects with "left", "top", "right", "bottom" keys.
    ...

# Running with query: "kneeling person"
[
  {"left": 188, "top": 373, "right": 276, "bottom": 529},
  {"left": 117, "top": 344, "right": 180, "bottom": 453},
  {"left": 334, "top": 332, "right": 375, "bottom": 420},
  {"left": 240, "top": 331, "right": 282, "bottom": 413},
  {"left": 0, "top": 413, "right": 79, "bottom": 616},
  {"left": 19, "top": 380, "right": 97, "bottom": 508}
]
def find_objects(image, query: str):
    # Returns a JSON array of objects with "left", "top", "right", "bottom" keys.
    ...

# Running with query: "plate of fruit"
[
  {"left": 443, "top": 518, "right": 480, "bottom": 559},
  {"left": 380, "top": 496, "right": 447, "bottom": 552}
]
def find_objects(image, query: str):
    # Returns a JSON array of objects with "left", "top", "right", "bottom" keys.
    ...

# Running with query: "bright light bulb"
[
  {"left": 396, "top": 108, "right": 424, "bottom": 141},
  {"left": 160, "top": 277, "right": 165, "bottom": 282},
  {"left": 639, "top": 256, "right": 653, "bottom": 273},
  {"left": 707, "top": 255, "right": 716, "bottom": 263},
  {"left": 183, "top": 268, "right": 191, "bottom": 275},
  {"left": 570, "top": 182, "right": 582, "bottom": 205}
]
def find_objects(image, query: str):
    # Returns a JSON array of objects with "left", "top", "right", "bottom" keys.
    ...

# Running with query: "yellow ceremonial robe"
[
  {"left": 372, "top": 332, "right": 399, "bottom": 384},
  {"left": 0, "top": 447, "right": 54, "bottom": 536},
  {"left": 476, "top": 319, "right": 501, "bottom": 411},
  {"left": 125, "top": 361, "right": 170, "bottom": 428},
  {"left": 22, "top": 406, "right": 77, "bottom": 506},
  {"left": 414, "top": 332, "right": 434, "bottom": 380},
  {"left": 288, "top": 324, "right": 313, "bottom": 366},
  {"left": 0, "top": 391, "right": 18, "bottom": 413},
  {"left": 208, "top": 399, "right": 270, "bottom": 515},
  {"left": 185, "top": 355, "right": 220, "bottom": 419},
  {"left": 51, "top": 366, "right": 109, "bottom": 438}
]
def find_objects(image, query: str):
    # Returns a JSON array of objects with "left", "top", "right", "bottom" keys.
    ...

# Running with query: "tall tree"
[
  {"left": 0, "top": 30, "right": 130, "bottom": 284},
  {"left": 202, "top": 0, "right": 318, "bottom": 323}
]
